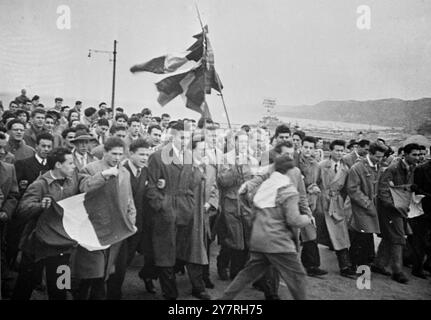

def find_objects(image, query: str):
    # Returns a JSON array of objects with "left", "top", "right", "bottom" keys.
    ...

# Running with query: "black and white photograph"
[{"left": 0, "top": 0, "right": 430, "bottom": 303}]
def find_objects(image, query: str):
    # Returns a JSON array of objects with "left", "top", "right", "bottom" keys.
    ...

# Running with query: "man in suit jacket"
[
  {"left": 70, "top": 131, "right": 98, "bottom": 171},
  {"left": 107, "top": 139, "right": 152, "bottom": 299},
  {"left": 74, "top": 137, "right": 136, "bottom": 300},
  {"left": 346, "top": 142, "right": 386, "bottom": 268},
  {"left": 14, "top": 132, "right": 53, "bottom": 195},
  {"left": 145, "top": 121, "right": 197, "bottom": 300},
  {"left": 0, "top": 135, "right": 20, "bottom": 298},
  {"left": 7, "top": 132, "right": 53, "bottom": 270}
]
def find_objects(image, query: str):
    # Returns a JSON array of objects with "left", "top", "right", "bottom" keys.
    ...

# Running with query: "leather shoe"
[
  {"left": 218, "top": 269, "right": 229, "bottom": 281},
  {"left": 144, "top": 279, "right": 156, "bottom": 294},
  {"left": 307, "top": 267, "right": 328, "bottom": 277},
  {"left": 392, "top": 272, "right": 409, "bottom": 284},
  {"left": 411, "top": 270, "right": 427, "bottom": 279},
  {"left": 340, "top": 267, "right": 358, "bottom": 279},
  {"left": 204, "top": 278, "right": 215, "bottom": 289},
  {"left": 192, "top": 291, "right": 212, "bottom": 300},
  {"left": 370, "top": 264, "right": 391, "bottom": 276}
]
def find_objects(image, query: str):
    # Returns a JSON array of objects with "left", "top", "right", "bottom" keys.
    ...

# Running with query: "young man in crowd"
[
  {"left": 346, "top": 142, "right": 387, "bottom": 268},
  {"left": 75, "top": 137, "right": 136, "bottom": 300},
  {"left": 219, "top": 155, "right": 312, "bottom": 300},
  {"left": 316, "top": 140, "right": 357, "bottom": 278},
  {"left": 24, "top": 108, "right": 46, "bottom": 149},
  {"left": 376, "top": 143, "right": 421, "bottom": 284},
  {"left": 6, "top": 119, "right": 35, "bottom": 161},
  {"left": 12, "top": 148, "right": 81, "bottom": 300}
]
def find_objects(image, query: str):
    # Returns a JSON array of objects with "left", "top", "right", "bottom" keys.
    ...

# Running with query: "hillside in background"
[{"left": 277, "top": 98, "right": 431, "bottom": 134}]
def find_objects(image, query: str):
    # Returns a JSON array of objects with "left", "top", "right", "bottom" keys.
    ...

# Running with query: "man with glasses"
[{"left": 6, "top": 119, "right": 35, "bottom": 161}]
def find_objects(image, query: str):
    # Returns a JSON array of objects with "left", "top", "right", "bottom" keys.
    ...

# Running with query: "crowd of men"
[{"left": 0, "top": 89, "right": 430, "bottom": 300}]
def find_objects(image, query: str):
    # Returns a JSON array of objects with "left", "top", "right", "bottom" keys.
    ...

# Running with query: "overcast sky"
[{"left": 1, "top": 0, "right": 430, "bottom": 123}]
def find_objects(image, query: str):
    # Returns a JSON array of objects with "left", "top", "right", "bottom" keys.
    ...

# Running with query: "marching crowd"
[{"left": 0, "top": 89, "right": 430, "bottom": 300}]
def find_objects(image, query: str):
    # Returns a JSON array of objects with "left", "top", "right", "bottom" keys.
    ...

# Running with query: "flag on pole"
[
  {"left": 130, "top": 30, "right": 204, "bottom": 74},
  {"left": 34, "top": 178, "right": 136, "bottom": 252},
  {"left": 130, "top": 25, "right": 223, "bottom": 117}
]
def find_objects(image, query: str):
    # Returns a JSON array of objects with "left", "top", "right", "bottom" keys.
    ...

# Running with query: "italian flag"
[{"left": 34, "top": 178, "right": 136, "bottom": 251}]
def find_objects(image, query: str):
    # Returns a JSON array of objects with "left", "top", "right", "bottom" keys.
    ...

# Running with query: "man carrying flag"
[
  {"left": 74, "top": 137, "right": 136, "bottom": 300},
  {"left": 12, "top": 148, "right": 81, "bottom": 300}
]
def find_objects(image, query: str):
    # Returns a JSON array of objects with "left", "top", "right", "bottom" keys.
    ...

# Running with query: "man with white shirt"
[
  {"left": 70, "top": 131, "right": 98, "bottom": 171},
  {"left": 140, "top": 108, "right": 152, "bottom": 136},
  {"left": 14, "top": 132, "right": 53, "bottom": 195},
  {"left": 346, "top": 142, "right": 387, "bottom": 269},
  {"left": 92, "top": 119, "right": 110, "bottom": 146}
]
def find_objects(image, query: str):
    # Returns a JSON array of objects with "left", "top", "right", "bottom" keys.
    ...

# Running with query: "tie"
[
  {"left": 334, "top": 163, "right": 338, "bottom": 173},
  {"left": 136, "top": 168, "right": 141, "bottom": 178}
]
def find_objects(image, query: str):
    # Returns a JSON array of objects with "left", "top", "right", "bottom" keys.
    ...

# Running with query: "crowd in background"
[{"left": 0, "top": 88, "right": 430, "bottom": 300}]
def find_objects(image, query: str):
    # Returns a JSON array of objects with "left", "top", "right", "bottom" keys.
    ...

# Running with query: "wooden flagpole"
[{"left": 194, "top": 3, "right": 232, "bottom": 129}]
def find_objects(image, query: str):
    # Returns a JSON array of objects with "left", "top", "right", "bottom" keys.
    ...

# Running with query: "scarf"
[{"left": 253, "top": 171, "right": 291, "bottom": 209}]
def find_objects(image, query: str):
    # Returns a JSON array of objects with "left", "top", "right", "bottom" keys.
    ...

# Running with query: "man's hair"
[
  {"left": 197, "top": 117, "right": 213, "bottom": 129},
  {"left": 274, "top": 154, "right": 295, "bottom": 174},
  {"left": 75, "top": 101, "right": 82, "bottom": 105},
  {"left": 115, "top": 107, "right": 124, "bottom": 113},
  {"left": 61, "top": 127, "right": 76, "bottom": 139},
  {"left": 48, "top": 147, "right": 72, "bottom": 168},
  {"left": 148, "top": 124, "right": 162, "bottom": 134},
  {"left": 292, "top": 130, "right": 305, "bottom": 141},
  {"left": 358, "top": 139, "right": 370, "bottom": 148},
  {"left": 275, "top": 124, "right": 291, "bottom": 137},
  {"left": 36, "top": 132, "right": 54, "bottom": 145},
  {"left": 96, "top": 118, "right": 109, "bottom": 127},
  {"left": 84, "top": 107, "right": 97, "bottom": 117},
  {"left": 369, "top": 142, "right": 387, "bottom": 155},
  {"left": 54, "top": 97, "right": 63, "bottom": 103},
  {"left": 15, "top": 109, "right": 29, "bottom": 118},
  {"left": 106, "top": 108, "right": 113, "bottom": 113},
  {"left": 98, "top": 109, "right": 107, "bottom": 118},
  {"left": 46, "top": 110, "right": 59, "bottom": 119},
  {"left": 74, "top": 124, "right": 89, "bottom": 133},
  {"left": 171, "top": 121, "right": 185, "bottom": 131},
  {"left": 377, "top": 138, "right": 386, "bottom": 145},
  {"left": 109, "top": 125, "right": 127, "bottom": 135},
  {"left": 403, "top": 143, "right": 421, "bottom": 155},
  {"left": 127, "top": 116, "right": 140, "bottom": 126},
  {"left": 9, "top": 100, "right": 18, "bottom": 107},
  {"left": 152, "top": 116, "right": 161, "bottom": 123},
  {"left": 31, "top": 108, "right": 46, "bottom": 118},
  {"left": 31, "top": 95, "right": 40, "bottom": 102},
  {"left": 302, "top": 136, "right": 316, "bottom": 146},
  {"left": 241, "top": 124, "right": 251, "bottom": 133},
  {"left": 115, "top": 113, "right": 128, "bottom": 122},
  {"left": 329, "top": 139, "right": 346, "bottom": 150},
  {"left": 161, "top": 113, "right": 170, "bottom": 119},
  {"left": 273, "top": 141, "right": 294, "bottom": 155},
  {"left": 103, "top": 137, "right": 125, "bottom": 152},
  {"left": 99, "top": 102, "right": 107, "bottom": 108},
  {"left": 7, "top": 119, "right": 25, "bottom": 131},
  {"left": 45, "top": 114, "right": 55, "bottom": 122},
  {"left": 141, "top": 108, "right": 152, "bottom": 116},
  {"left": 129, "top": 138, "right": 150, "bottom": 153},
  {"left": 418, "top": 145, "right": 426, "bottom": 151}
]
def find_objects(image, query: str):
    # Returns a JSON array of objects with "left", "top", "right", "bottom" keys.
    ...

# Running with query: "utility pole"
[{"left": 88, "top": 40, "right": 118, "bottom": 113}]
